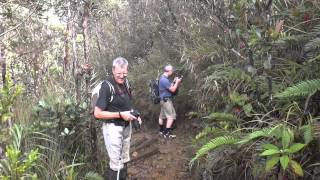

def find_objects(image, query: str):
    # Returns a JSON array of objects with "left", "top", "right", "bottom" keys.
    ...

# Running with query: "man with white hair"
[
  {"left": 158, "top": 64, "right": 182, "bottom": 139},
  {"left": 94, "top": 57, "right": 140, "bottom": 179}
]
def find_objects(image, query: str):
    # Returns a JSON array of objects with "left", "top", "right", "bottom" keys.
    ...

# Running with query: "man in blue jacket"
[{"left": 158, "top": 64, "right": 182, "bottom": 138}]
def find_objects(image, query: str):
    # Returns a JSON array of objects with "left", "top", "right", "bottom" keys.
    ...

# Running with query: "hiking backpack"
[{"left": 149, "top": 79, "right": 160, "bottom": 104}]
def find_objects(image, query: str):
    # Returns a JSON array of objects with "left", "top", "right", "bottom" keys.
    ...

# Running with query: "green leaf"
[
  {"left": 80, "top": 102, "right": 88, "bottom": 109},
  {"left": 260, "top": 149, "right": 280, "bottom": 156},
  {"left": 290, "top": 160, "right": 304, "bottom": 177},
  {"left": 243, "top": 104, "right": 253, "bottom": 117},
  {"left": 282, "top": 129, "right": 291, "bottom": 149},
  {"left": 262, "top": 143, "right": 279, "bottom": 150},
  {"left": 280, "top": 155, "right": 289, "bottom": 170},
  {"left": 288, "top": 143, "right": 306, "bottom": 153},
  {"left": 266, "top": 156, "right": 280, "bottom": 171},
  {"left": 38, "top": 100, "right": 47, "bottom": 108}
]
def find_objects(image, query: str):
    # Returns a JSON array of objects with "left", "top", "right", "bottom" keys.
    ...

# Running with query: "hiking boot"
[
  {"left": 159, "top": 131, "right": 167, "bottom": 139},
  {"left": 164, "top": 131, "right": 176, "bottom": 139}
]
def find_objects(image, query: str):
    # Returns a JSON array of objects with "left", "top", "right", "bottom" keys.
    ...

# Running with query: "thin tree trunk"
[
  {"left": 72, "top": 23, "right": 77, "bottom": 77},
  {"left": 82, "top": 0, "right": 90, "bottom": 63},
  {"left": 164, "top": 0, "right": 178, "bottom": 25},
  {"left": 164, "top": 0, "right": 190, "bottom": 42},
  {"left": 95, "top": 23, "right": 102, "bottom": 57},
  {"left": 0, "top": 43, "right": 6, "bottom": 86},
  {"left": 81, "top": 0, "right": 98, "bottom": 168},
  {"left": 0, "top": 43, "right": 11, "bottom": 128},
  {"left": 63, "top": 2, "right": 72, "bottom": 75}
]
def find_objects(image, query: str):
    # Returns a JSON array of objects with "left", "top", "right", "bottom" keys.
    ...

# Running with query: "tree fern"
[
  {"left": 191, "top": 135, "right": 238, "bottom": 164},
  {"left": 275, "top": 79, "right": 320, "bottom": 98}
]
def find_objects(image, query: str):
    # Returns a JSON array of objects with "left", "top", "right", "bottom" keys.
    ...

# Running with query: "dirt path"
[{"left": 127, "top": 125, "right": 199, "bottom": 180}]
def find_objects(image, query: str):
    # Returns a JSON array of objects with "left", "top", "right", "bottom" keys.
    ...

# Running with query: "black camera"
[
  {"left": 130, "top": 110, "right": 141, "bottom": 130},
  {"left": 173, "top": 75, "right": 183, "bottom": 85}
]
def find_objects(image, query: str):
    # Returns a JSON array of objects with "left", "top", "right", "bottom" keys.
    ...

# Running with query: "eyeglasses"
[{"left": 115, "top": 73, "right": 128, "bottom": 77}]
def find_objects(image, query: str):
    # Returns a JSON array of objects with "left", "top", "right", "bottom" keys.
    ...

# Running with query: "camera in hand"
[
  {"left": 130, "top": 110, "right": 141, "bottom": 130},
  {"left": 173, "top": 75, "right": 183, "bottom": 84}
]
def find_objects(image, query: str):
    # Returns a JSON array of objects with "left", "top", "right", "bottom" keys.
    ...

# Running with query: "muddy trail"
[{"left": 127, "top": 121, "right": 200, "bottom": 180}]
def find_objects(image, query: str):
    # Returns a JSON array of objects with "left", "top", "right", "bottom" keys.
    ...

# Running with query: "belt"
[
  {"left": 103, "top": 119, "right": 129, "bottom": 127},
  {"left": 161, "top": 97, "right": 172, "bottom": 102}
]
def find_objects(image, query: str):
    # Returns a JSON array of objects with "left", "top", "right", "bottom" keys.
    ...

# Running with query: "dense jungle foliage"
[{"left": 1, "top": 0, "right": 320, "bottom": 179}]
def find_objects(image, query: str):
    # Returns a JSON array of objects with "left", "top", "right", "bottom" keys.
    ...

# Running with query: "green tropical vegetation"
[{"left": 0, "top": 0, "right": 320, "bottom": 179}]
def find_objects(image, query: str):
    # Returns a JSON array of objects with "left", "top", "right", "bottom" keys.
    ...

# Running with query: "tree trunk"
[
  {"left": 67, "top": 0, "right": 78, "bottom": 77},
  {"left": 81, "top": 0, "right": 97, "bottom": 168},
  {"left": 95, "top": 23, "right": 102, "bottom": 57},
  {"left": 82, "top": 0, "right": 90, "bottom": 64},
  {"left": 0, "top": 43, "right": 6, "bottom": 86},
  {"left": 72, "top": 21, "right": 78, "bottom": 77},
  {"left": 63, "top": 2, "right": 72, "bottom": 75}
]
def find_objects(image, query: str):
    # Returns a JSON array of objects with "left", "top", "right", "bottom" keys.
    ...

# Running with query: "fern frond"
[
  {"left": 275, "top": 79, "right": 320, "bottom": 98},
  {"left": 202, "top": 66, "right": 252, "bottom": 82},
  {"left": 311, "top": 23, "right": 320, "bottom": 36},
  {"left": 0, "top": 159, "right": 11, "bottom": 176},
  {"left": 304, "top": 38, "right": 320, "bottom": 51},
  {"left": 300, "top": 124, "right": 313, "bottom": 144},
  {"left": 237, "top": 126, "right": 281, "bottom": 144},
  {"left": 9, "top": 124, "right": 23, "bottom": 150},
  {"left": 84, "top": 172, "right": 103, "bottom": 180},
  {"left": 195, "top": 127, "right": 226, "bottom": 140},
  {"left": 190, "top": 136, "right": 238, "bottom": 164},
  {"left": 238, "top": 124, "right": 283, "bottom": 144},
  {"left": 203, "top": 112, "right": 240, "bottom": 122},
  {"left": 304, "top": 38, "right": 320, "bottom": 58}
]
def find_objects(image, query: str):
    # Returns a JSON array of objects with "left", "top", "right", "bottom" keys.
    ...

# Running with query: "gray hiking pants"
[{"left": 102, "top": 122, "right": 131, "bottom": 171}]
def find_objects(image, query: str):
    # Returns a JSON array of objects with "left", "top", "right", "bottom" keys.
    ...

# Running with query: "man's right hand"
[
  {"left": 174, "top": 77, "right": 182, "bottom": 84},
  {"left": 120, "top": 111, "right": 137, "bottom": 121}
]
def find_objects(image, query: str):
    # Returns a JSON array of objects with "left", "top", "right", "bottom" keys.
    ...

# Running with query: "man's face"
[
  {"left": 166, "top": 66, "right": 173, "bottom": 76},
  {"left": 112, "top": 65, "right": 128, "bottom": 84},
  {"left": 167, "top": 68, "right": 174, "bottom": 76}
]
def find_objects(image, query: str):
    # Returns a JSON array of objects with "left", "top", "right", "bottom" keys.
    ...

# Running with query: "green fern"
[
  {"left": 195, "top": 127, "right": 226, "bottom": 140},
  {"left": 305, "top": 38, "right": 320, "bottom": 51},
  {"left": 202, "top": 66, "right": 252, "bottom": 84},
  {"left": 311, "top": 23, "right": 320, "bottom": 36},
  {"left": 275, "top": 79, "right": 320, "bottom": 98},
  {"left": 195, "top": 127, "right": 215, "bottom": 139},
  {"left": 237, "top": 126, "right": 280, "bottom": 144},
  {"left": 300, "top": 124, "right": 313, "bottom": 144},
  {"left": 203, "top": 112, "right": 240, "bottom": 122},
  {"left": 191, "top": 135, "right": 238, "bottom": 164},
  {"left": 84, "top": 172, "right": 103, "bottom": 180},
  {"left": 9, "top": 124, "right": 23, "bottom": 151}
]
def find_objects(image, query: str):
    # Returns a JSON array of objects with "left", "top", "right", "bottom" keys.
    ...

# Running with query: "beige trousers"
[{"left": 102, "top": 122, "right": 131, "bottom": 171}]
